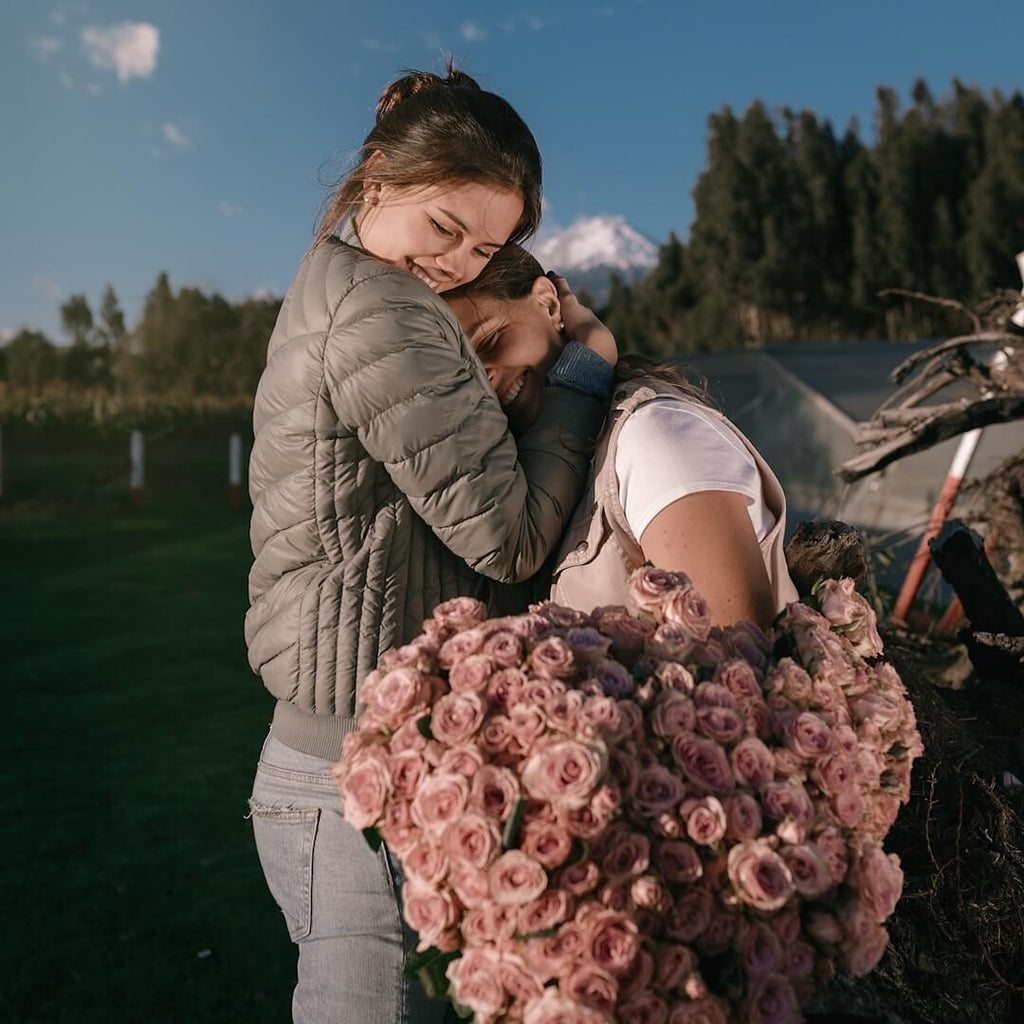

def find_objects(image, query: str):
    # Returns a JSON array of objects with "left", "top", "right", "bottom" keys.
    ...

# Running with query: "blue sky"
[{"left": 2, "top": 0, "right": 1022, "bottom": 341}]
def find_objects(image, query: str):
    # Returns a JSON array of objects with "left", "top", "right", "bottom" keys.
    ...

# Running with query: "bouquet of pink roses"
[{"left": 332, "top": 569, "right": 921, "bottom": 1023}]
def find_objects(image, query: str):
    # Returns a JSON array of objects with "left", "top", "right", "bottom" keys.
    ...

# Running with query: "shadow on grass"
[{"left": 1, "top": 492, "right": 294, "bottom": 1022}]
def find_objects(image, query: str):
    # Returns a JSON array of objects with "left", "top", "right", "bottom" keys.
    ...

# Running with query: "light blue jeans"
[{"left": 248, "top": 731, "right": 446, "bottom": 1024}]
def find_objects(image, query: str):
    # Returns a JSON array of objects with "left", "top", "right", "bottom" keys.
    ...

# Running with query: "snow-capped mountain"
[{"left": 530, "top": 215, "right": 657, "bottom": 303}]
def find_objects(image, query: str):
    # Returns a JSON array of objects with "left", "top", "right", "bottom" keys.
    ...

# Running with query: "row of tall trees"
[
  {"left": 604, "top": 79, "right": 1024, "bottom": 353},
  {"left": 1, "top": 279, "right": 281, "bottom": 397}
]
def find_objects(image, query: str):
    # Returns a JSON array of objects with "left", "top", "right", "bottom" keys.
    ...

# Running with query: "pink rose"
[
  {"left": 432, "top": 595, "right": 487, "bottom": 631},
  {"left": 806, "top": 909, "right": 842, "bottom": 946},
  {"left": 694, "top": 682, "right": 737, "bottom": 709},
  {"left": 811, "top": 750, "right": 856, "bottom": 797},
  {"left": 382, "top": 639, "right": 438, "bottom": 674},
  {"left": 647, "top": 622, "right": 696, "bottom": 660},
  {"left": 654, "top": 942, "right": 697, "bottom": 992},
  {"left": 559, "top": 803, "right": 609, "bottom": 841},
  {"left": 434, "top": 745, "right": 483, "bottom": 780},
  {"left": 402, "top": 880, "right": 458, "bottom": 951},
  {"left": 449, "top": 863, "right": 490, "bottom": 909},
  {"left": 655, "top": 839, "right": 704, "bottom": 884},
  {"left": 461, "top": 902, "right": 518, "bottom": 945},
  {"left": 682, "top": 796, "right": 727, "bottom": 846},
  {"left": 509, "top": 702, "right": 548, "bottom": 752},
  {"left": 840, "top": 903, "right": 890, "bottom": 976},
  {"left": 448, "top": 652, "right": 494, "bottom": 694},
  {"left": 784, "top": 940, "right": 815, "bottom": 980},
  {"left": 630, "top": 874, "right": 672, "bottom": 914},
  {"left": 522, "top": 823, "right": 574, "bottom": 869},
  {"left": 766, "top": 657, "right": 814, "bottom": 705},
  {"left": 784, "top": 711, "right": 835, "bottom": 760},
  {"left": 832, "top": 786, "right": 864, "bottom": 828},
  {"left": 736, "top": 920, "right": 782, "bottom": 978},
  {"left": 662, "top": 585, "right": 713, "bottom": 640},
  {"left": 585, "top": 909, "right": 640, "bottom": 976},
  {"left": 518, "top": 889, "right": 571, "bottom": 935},
  {"left": 723, "top": 791, "right": 763, "bottom": 841},
  {"left": 404, "top": 838, "right": 450, "bottom": 886},
  {"left": 430, "top": 692, "right": 485, "bottom": 746},
  {"left": 601, "top": 832, "right": 651, "bottom": 881},
  {"left": 482, "top": 629, "right": 524, "bottom": 667},
  {"left": 500, "top": 953, "right": 545, "bottom": 1004},
  {"left": 816, "top": 577, "right": 884, "bottom": 658},
  {"left": 385, "top": 750, "right": 426, "bottom": 801},
  {"left": 469, "top": 764, "right": 521, "bottom": 821},
  {"left": 619, "top": 947, "right": 656, "bottom": 1002},
  {"left": 529, "top": 636, "right": 578, "bottom": 679},
  {"left": 557, "top": 858, "right": 601, "bottom": 896},
  {"left": 410, "top": 772, "right": 469, "bottom": 839},
  {"left": 629, "top": 566, "right": 690, "bottom": 615},
  {"left": 635, "top": 765, "right": 687, "bottom": 816},
  {"left": 667, "top": 999, "right": 727, "bottom": 1024},
  {"left": 489, "top": 850, "right": 548, "bottom": 906},
  {"left": 617, "top": 700, "right": 645, "bottom": 740},
  {"left": 587, "top": 657, "right": 633, "bottom": 698},
  {"left": 442, "top": 812, "right": 501, "bottom": 871},
  {"left": 486, "top": 667, "right": 528, "bottom": 711},
  {"left": 672, "top": 735, "right": 734, "bottom": 793},
  {"left": 664, "top": 887, "right": 713, "bottom": 943},
  {"left": 696, "top": 705, "right": 745, "bottom": 745},
  {"left": 522, "top": 739, "right": 607, "bottom": 810},
  {"left": 438, "top": 627, "right": 486, "bottom": 669},
  {"left": 713, "top": 658, "right": 763, "bottom": 703},
  {"left": 565, "top": 626, "right": 612, "bottom": 664},
  {"left": 365, "top": 667, "right": 433, "bottom": 729},
  {"left": 761, "top": 781, "right": 815, "bottom": 826},
  {"left": 479, "top": 714, "right": 514, "bottom": 754},
  {"left": 602, "top": 614, "right": 656, "bottom": 660},
  {"left": 545, "top": 689, "right": 585, "bottom": 733},
  {"left": 853, "top": 844, "right": 904, "bottom": 923},
  {"left": 524, "top": 921, "right": 586, "bottom": 983},
  {"left": 339, "top": 757, "right": 389, "bottom": 830},
  {"left": 523, "top": 987, "right": 607, "bottom": 1024},
  {"left": 746, "top": 972, "right": 799, "bottom": 1024},
  {"left": 654, "top": 660, "right": 694, "bottom": 692},
  {"left": 560, "top": 963, "right": 619, "bottom": 1016},
  {"left": 651, "top": 692, "right": 697, "bottom": 738},
  {"left": 727, "top": 841, "right": 795, "bottom": 912},
  {"left": 780, "top": 843, "right": 832, "bottom": 897},
  {"left": 378, "top": 798, "right": 417, "bottom": 856},
  {"left": 730, "top": 737, "right": 775, "bottom": 789},
  {"left": 388, "top": 716, "right": 428, "bottom": 754},
  {"left": 813, "top": 827, "right": 851, "bottom": 884},
  {"left": 533, "top": 600, "right": 589, "bottom": 629},
  {"left": 445, "top": 947, "right": 506, "bottom": 1018}
]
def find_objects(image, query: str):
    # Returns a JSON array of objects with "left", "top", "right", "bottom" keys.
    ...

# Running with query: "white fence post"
[
  {"left": 130, "top": 430, "right": 145, "bottom": 506},
  {"left": 229, "top": 433, "right": 243, "bottom": 509}
]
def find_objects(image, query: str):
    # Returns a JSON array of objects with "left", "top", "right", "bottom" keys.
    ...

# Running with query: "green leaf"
[
  {"left": 361, "top": 826, "right": 382, "bottom": 852},
  {"left": 502, "top": 797, "right": 527, "bottom": 850},
  {"left": 514, "top": 926, "right": 558, "bottom": 941},
  {"left": 568, "top": 838, "right": 590, "bottom": 867},
  {"left": 417, "top": 714, "right": 434, "bottom": 740},
  {"left": 888, "top": 741, "right": 909, "bottom": 759}
]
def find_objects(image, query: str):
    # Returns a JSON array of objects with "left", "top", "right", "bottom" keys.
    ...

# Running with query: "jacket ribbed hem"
[{"left": 271, "top": 700, "right": 358, "bottom": 761}]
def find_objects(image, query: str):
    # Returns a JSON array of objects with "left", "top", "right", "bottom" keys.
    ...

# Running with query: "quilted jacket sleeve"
[{"left": 324, "top": 272, "right": 605, "bottom": 584}]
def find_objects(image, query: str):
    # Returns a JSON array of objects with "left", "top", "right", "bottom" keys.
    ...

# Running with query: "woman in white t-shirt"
[{"left": 446, "top": 245, "right": 798, "bottom": 628}]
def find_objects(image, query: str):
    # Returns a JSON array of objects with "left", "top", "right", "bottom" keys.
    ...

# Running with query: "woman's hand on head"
[{"left": 547, "top": 272, "right": 618, "bottom": 367}]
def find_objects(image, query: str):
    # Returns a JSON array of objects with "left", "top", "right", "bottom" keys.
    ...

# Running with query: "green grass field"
[{"left": 1, "top": 424, "right": 295, "bottom": 1022}]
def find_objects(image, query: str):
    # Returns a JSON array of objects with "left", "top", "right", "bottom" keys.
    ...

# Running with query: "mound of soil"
[{"left": 808, "top": 628, "right": 1024, "bottom": 1023}]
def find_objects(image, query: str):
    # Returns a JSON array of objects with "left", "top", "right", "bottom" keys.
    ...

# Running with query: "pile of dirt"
[{"left": 808, "top": 628, "right": 1024, "bottom": 1023}]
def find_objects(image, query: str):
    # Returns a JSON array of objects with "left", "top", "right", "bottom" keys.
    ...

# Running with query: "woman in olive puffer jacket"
[{"left": 245, "top": 66, "right": 615, "bottom": 1024}]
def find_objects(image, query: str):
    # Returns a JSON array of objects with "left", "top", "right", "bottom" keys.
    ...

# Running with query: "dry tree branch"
[{"left": 878, "top": 287, "right": 984, "bottom": 334}]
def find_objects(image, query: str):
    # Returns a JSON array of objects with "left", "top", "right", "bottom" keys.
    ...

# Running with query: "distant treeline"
[
  {"left": 3, "top": 78, "right": 1023, "bottom": 401},
  {"left": 603, "top": 78, "right": 1024, "bottom": 353}
]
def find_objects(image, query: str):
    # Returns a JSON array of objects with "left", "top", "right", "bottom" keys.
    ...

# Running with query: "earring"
[{"left": 558, "top": 321, "right": 565, "bottom": 332}]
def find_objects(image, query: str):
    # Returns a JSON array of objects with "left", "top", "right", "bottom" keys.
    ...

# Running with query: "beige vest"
[{"left": 551, "top": 379, "right": 799, "bottom": 614}]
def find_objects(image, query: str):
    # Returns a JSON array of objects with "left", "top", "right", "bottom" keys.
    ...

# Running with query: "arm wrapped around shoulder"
[{"left": 324, "top": 276, "right": 606, "bottom": 583}]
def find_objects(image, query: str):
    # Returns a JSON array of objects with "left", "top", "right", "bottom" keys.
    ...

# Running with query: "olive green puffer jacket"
[{"left": 245, "top": 227, "right": 604, "bottom": 757}]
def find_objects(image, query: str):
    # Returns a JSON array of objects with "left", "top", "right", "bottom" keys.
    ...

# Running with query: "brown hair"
[
  {"left": 313, "top": 61, "right": 542, "bottom": 252},
  {"left": 453, "top": 245, "right": 712, "bottom": 404}
]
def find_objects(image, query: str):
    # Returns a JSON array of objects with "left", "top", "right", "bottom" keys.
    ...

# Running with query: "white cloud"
[
  {"left": 58, "top": 68, "right": 75, "bottom": 90},
  {"left": 460, "top": 21, "right": 488, "bottom": 42},
  {"left": 0, "top": 328, "right": 15, "bottom": 344},
  {"left": 87, "top": 82, "right": 101, "bottom": 96},
  {"left": 526, "top": 16, "right": 545, "bottom": 30},
  {"left": 30, "top": 35, "right": 64, "bottom": 60},
  {"left": 253, "top": 287, "right": 274, "bottom": 301},
  {"left": 50, "top": 10, "right": 67, "bottom": 27},
  {"left": 219, "top": 201, "right": 244, "bottom": 217},
  {"left": 31, "top": 276, "right": 63, "bottom": 301},
  {"left": 421, "top": 30, "right": 442, "bottom": 50},
  {"left": 361, "top": 37, "right": 398, "bottom": 52},
  {"left": 162, "top": 122, "right": 192, "bottom": 149},
  {"left": 81, "top": 22, "right": 159, "bottom": 83}
]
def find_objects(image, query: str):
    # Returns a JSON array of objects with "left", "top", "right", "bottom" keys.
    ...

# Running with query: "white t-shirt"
[{"left": 615, "top": 398, "right": 776, "bottom": 543}]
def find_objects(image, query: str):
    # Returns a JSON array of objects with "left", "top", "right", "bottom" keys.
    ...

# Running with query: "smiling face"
[
  {"left": 355, "top": 179, "right": 524, "bottom": 292},
  {"left": 447, "top": 276, "right": 565, "bottom": 435}
]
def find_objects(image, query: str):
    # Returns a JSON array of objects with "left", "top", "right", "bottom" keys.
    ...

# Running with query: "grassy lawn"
[{"left": 1, "top": 425, "right": 294, "bottom": 1022}]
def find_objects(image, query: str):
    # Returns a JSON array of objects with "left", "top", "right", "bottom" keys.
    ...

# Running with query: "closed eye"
[{"left": 430, "top": 218, "right": 455, "bottom": 238}]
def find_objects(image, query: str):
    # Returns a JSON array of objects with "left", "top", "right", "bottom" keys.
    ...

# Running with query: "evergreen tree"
[{"left": 3, "top": 329, "right": 59, "bottom": 392}]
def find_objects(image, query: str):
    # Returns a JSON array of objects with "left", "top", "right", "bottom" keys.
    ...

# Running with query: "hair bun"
[{"left": 375, "top": 60, "right": 481, "bottom": 123}]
